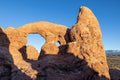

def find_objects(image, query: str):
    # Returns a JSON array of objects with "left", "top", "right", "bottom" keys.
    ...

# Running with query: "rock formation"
[
  {"left": 0, "top": 6, "right": 112, "bottom": 80},
  {"left": 68, "top": 6, "right": 110, "bottom": 79}
]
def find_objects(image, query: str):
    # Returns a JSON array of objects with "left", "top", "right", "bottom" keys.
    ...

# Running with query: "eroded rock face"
[
  {"left": 68, "top": 6, "right": 110, "bottom": 79},
  {"left": 0, "top": 6, "right": 111, "bottom": 80}
]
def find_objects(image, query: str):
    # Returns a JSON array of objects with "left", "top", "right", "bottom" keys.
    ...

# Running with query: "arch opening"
[
  {"left": 27, "top": 34, "right": 45, "bottom": 53},
  {"left": 56, "top": 41, "right": 61, "bottom": 47}
]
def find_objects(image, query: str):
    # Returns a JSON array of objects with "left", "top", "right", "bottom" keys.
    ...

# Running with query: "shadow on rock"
[
  {"left": 0, "top": 28, "right": 32, "bottom": 80},
  {"left": 109, "top": 69, "right": 120, "bottom": 80},
  {"left": 19, "top": 44, "right": 109, "bottom": 80}
]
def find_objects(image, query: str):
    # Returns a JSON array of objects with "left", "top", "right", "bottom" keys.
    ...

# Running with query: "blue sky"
[{"left": 0, "top": 0, "right": 120, "bottom": 51}]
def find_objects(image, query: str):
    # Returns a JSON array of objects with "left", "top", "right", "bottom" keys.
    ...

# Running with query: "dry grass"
[{"left": 107, "top": 54, "right": 120, "bottom": 70}]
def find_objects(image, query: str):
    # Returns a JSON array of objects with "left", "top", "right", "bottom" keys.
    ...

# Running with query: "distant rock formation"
[{"left": 0, "top": 6, "right": 111, "bottom": 80}]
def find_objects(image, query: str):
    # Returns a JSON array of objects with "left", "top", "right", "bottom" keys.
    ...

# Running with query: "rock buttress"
[{"left": 68, "top": 6, "right": 110, "bottom": 79}]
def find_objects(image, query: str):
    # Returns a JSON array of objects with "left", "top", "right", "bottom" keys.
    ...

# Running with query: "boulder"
[{"left": 26, "top": 45, "right": 39, "bottom": 60}]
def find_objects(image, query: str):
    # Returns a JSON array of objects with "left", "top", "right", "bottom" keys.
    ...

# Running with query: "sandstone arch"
[
  {"left": 0, "top": 6, "right": 111, "bottom": 80},
  {"left": 17, "top": 22, "right": 70, "bottom": 55},
  {"left": 2, "top": 22, "right": 70, "bottom": 79},
  {"left": 4, "top": 22, "right": 70, "bottom": 55}
]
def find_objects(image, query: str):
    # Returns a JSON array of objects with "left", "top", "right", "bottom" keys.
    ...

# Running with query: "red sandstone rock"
[
  {"left": 26, "top": 45, "right": 39, "bottom": 60},
  {"left": 69, "top": 6, "right": 110, "bottom": 79}
]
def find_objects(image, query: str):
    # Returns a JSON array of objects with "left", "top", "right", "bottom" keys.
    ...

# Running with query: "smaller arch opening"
[{"left": 56, "top": 41, "right": 61, "bottom": 47}]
